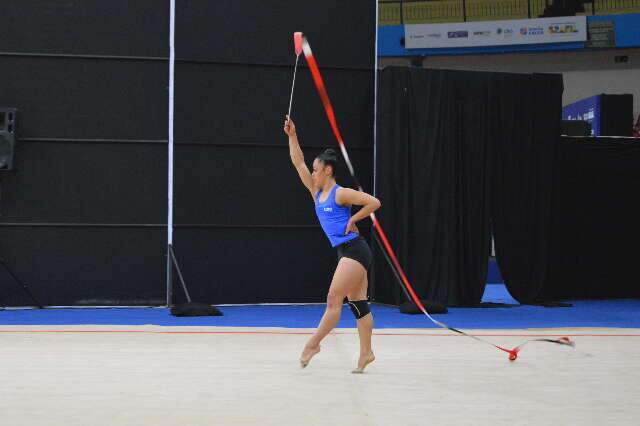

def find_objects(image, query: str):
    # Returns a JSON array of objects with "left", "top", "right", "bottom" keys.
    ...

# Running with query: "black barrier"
[{"left": 542, "top": 136, "right": 640, "bottom": 300}]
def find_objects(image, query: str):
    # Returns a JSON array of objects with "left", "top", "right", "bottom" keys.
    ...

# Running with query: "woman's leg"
[
  {"left": 348, "top": 274, "right": 375, "bottom": 373},
  {"left": 300, "top": 257, "right": 366, "bottom": 367}
]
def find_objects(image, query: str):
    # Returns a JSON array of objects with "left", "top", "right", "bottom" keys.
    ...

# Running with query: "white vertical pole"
[
  {"left": 166, "top": 0, "right": 176, "bottom": 307},
  {"left": 371, "top": 0, "right": 380, "bottom": 301},
  {"left": 373, "top": 0, "right": 379, "bottom": 197}
]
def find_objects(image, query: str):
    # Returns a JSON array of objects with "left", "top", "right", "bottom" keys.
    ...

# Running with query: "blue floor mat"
[{"left": 1, "top": 285, "right": 639, "bottom": 329}]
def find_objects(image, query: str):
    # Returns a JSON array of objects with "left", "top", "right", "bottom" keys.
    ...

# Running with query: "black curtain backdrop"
[
  {"left": 375, "top": 68, "right": 493, "bottom": 306},
  {"left": 489, "top": 73, "right": 564, "bottom": 304},
  {"left": 542, "top": 137, "right": 640, "bottom": 300},
  {"left": 375, "top": 67, "right": 563, "bottom": 306}
]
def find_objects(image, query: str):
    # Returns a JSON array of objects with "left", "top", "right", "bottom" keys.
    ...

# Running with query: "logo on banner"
[
  {"left": 448, "top": 31, "right": 469, "bottom": 38},
  {"left": 497, "top": 28, "right": 514, "bottom": 36},
  {"left": 473, "top": 31, "right": 491, "bottom": 36},
  {"left": 521, "top": 26, "right": 544, "bottom": 36},
  {"left": 548, "top": 23, "right": 579, "bottom": 34},
  {"left": 426, "top": 33, "right": 442, "bottom": 38}
]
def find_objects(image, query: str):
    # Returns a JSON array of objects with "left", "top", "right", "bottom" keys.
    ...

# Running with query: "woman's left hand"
[{"left": 345, "top": 219, "right": 359, "bottom": 235}]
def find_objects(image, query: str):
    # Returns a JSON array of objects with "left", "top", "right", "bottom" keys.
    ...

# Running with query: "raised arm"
[{"left": 284, "top": 116, "right": 314, "bottom": 198}]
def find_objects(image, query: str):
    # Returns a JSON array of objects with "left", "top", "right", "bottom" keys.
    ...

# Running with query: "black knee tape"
[{"left": 348, "top": 300, "right": 371, "bottom": 320}]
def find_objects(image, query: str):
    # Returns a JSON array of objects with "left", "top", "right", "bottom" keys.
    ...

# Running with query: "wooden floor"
[{"left": 1, "top": 325, "right": 638, "bottom": 426}]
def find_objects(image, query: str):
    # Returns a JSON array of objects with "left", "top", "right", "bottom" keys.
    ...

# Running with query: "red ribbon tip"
[{"left": 294, "top": 32, "right": 303, "bottom": 56}]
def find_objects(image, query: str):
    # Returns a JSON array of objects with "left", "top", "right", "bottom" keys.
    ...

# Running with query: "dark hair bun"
[
  {"left": 323, "top": 148, "right": 337, "bottom": 158},
  {"left": 316, "top": 148, "right": 339, "bottom": 176}
]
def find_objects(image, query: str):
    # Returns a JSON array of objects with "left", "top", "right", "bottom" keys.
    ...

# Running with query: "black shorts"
[{"left": 336, "top": 236, "right": 372, "bottom": 271}]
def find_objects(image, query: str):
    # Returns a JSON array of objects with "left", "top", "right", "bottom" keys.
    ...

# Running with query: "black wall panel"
[
  {"left": 0, "top": 142, "right": 166, "bottom": 223},
  {"left": 171, "top": 227, "right": 336, "bottom": 304},
  {"left": 0, "top": 57, "right": 167, "bottom": 140},
  {"left": 0, "top": 227, "right": 165, "bottom": 306},
  {"left": 177, "top": 0, "right": 375, "bottom": 67},
  {"left": 173, "top": 146, "right": 373, "bottom": 225},
  {"left": 174, "top": 63, "right": 373, "bottom": 147},
  {"left": 0, "top": 1, "right": 375, "bottom": 306},
  {"left": 0, "top": 1, "right": 168, "bottom": 57}
]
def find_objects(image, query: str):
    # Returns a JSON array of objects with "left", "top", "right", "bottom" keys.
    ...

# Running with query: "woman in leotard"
[{"left": 284, "top": 116, "right": 381, "bottom": 373}]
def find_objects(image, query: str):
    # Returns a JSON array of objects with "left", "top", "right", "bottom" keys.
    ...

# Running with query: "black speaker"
[
  {"left": 0, "top": 108, "right": 17, "bottom": 170},
  {"left": 600, "top": 94, "right": 634, "bottom": 137}
]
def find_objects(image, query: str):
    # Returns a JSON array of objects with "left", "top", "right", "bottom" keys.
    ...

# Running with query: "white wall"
[
  {"left": 380, "top": 48, "right": 640, "bottom": 117},
  {"left": 562, "top": 68, "right": 639, "bottom": 117}
]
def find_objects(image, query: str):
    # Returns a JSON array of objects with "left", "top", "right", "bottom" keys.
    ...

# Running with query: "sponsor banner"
[{"left": 405, "top": 16, "right": 587, "bottom": 49}]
